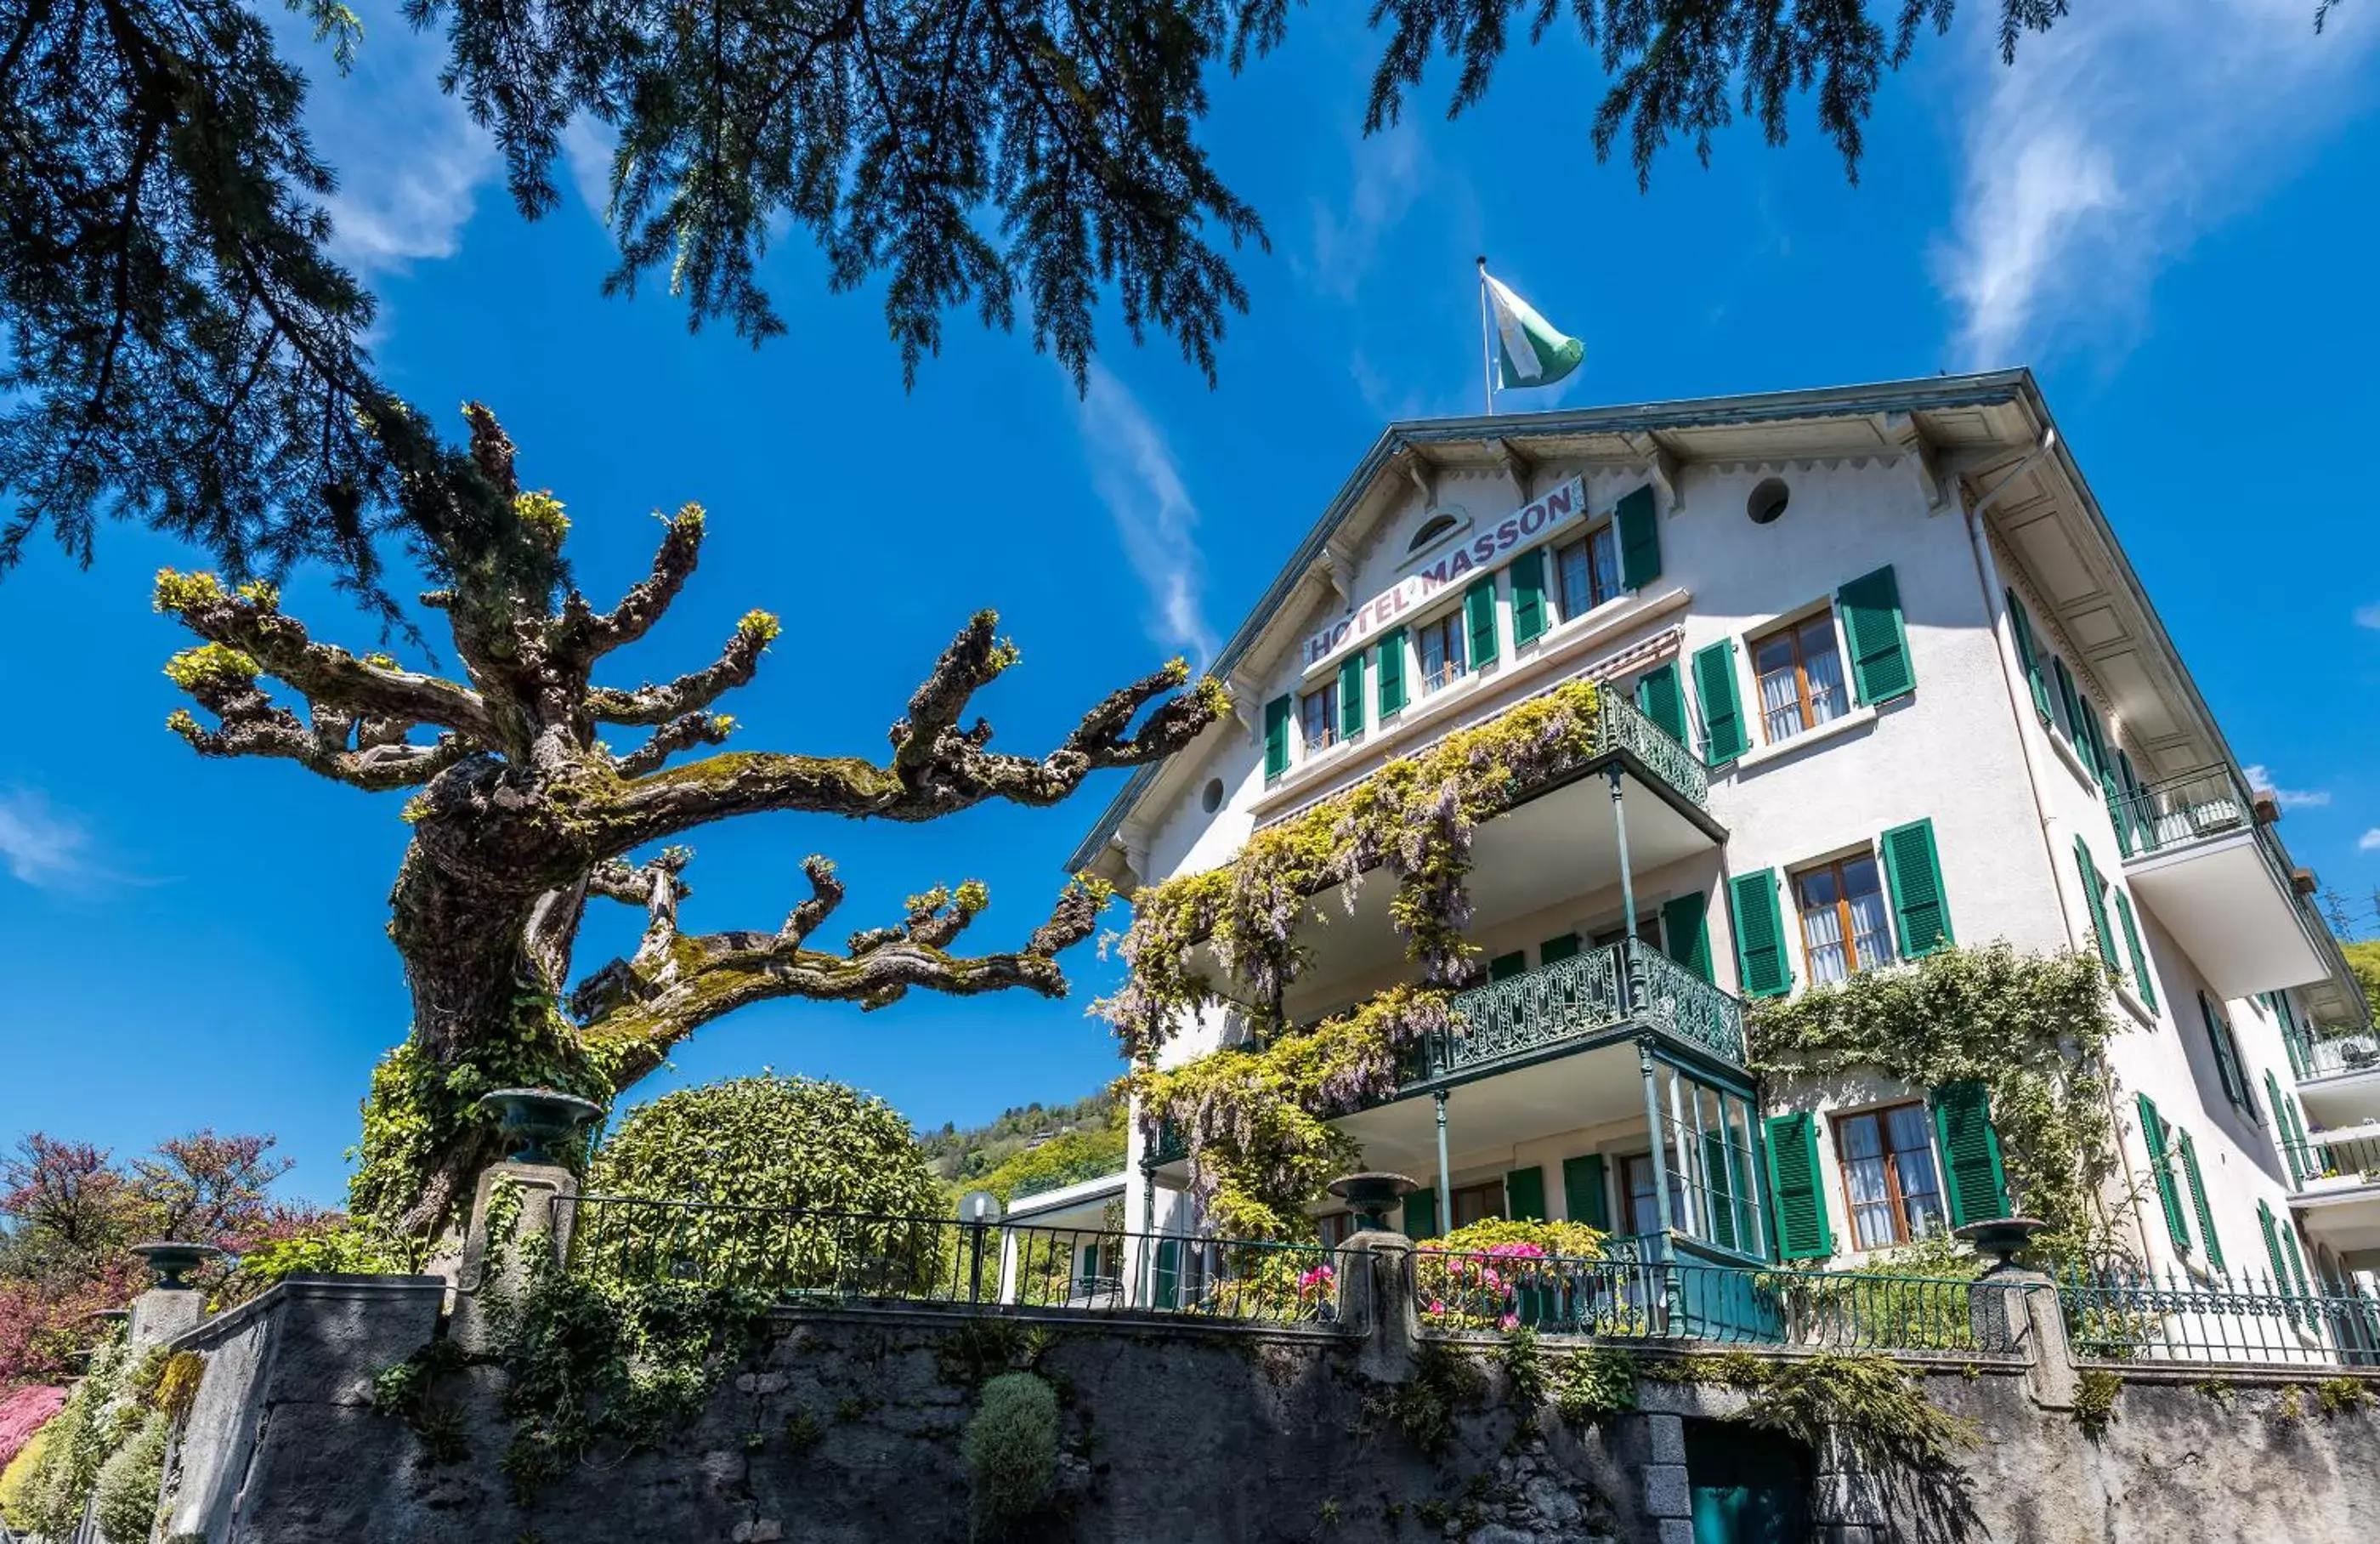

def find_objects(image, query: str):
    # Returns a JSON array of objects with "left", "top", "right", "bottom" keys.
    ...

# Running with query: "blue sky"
[{"left": 4, "top": 3, "right": 2379, "bottom": 1208}]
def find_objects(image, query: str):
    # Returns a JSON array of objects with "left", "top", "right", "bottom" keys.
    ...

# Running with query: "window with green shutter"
[
  {"left": 1692, "top": 639, "right": 1748, "bottom": 766},
  {"left": 1510, "top": 548, "right": 1549, "bottom": 645},
  {"left": 2284, "top": 1096, "right": 2312, "bottom": 1189},
  {"left": 2265, "top": 1070, "right": 2304, "bottom": 1184},
  {"left": 2137, "top": 1093, "right": 2191, "bottom": 1254},
  {"left": 2256, "top": 1200, "right": 2288, "bottom": 1291},
  {"left": 2197, "top": 992, "right": 2255, "bottom": 1118},
  {"left": 1727, "top": 870, "right": 1792, "bottom": 998},
  {"left": 2005, "top": 588, "right": 2053, "bottom": 721},
  {"left": 1635, "top": 661, "right": 1689, "bottom": 744},
  {"left": 2282, "top": 1221, "right": 2312, "bottom": 1298},
  {"left": 1538, "top": 933, "right": 1580, "bottom": 965},
  {"left": 1616, "top": 485, "right": 1661, "bottom": 589},
  {"left": 2075, "top": 838, "right": 2118, "bottom": 974},
  {"left": 1488, "top": 951, "right": 1527, "bottom": 982},
  {"left": 1262, "top": 695, "right": 1292, "bottom": 780},
  {"left": 1879, "top": 817, "right": 1954, "bottom": 958},
  {"left": 1506, "top": 1165, "right": 1547, "bottom": 1222},
  {"left": 1337, "top": 652, "right": 1366, "bottom": 743},
  {"left": 1661, "top": 891, "right": 1714, "bottom": 983},
  {"left": 2112, "top": 888, "right": 2156, "bottom": 1009},
  {"left": 1402, "top": 1188, "right": 1438, "bottom": 1240},
  {"left": 1930, "top": 1082, "right": 2009, "bottom": 1228},
  {"left": 2050, "top": 656, "right": 2083, "bottom": 743},
  {"left": 2174, "top": 1127, "right": 2224, "bottom": 1270},
  {"left": 1836, "top": 565, "right": 1915, "bottom": 705},
  {"left": 1763, "top": 1112, "right": 1833, "bottom": 1261},
  {"left": 1561, "top": 1155, "right": 1608, "bottom": 1230},
  {"left": 1465, "top": 577, "right": 1499, "bottom": 673},
  {"left": 1377, "top": 627, "right": 1408, "bottom": 719},
  {"left": 2074, "top": 695, "right": 2107, "bottom": 782}
]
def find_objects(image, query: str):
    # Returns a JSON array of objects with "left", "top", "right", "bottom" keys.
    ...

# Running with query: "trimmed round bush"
[
  {"left": 583, "top": 1076, "right": 945, "bottom": 1290},
  {"left": 91, "top": 1411, "right": 168, "bottom": 1543},
  {"left": 960, "top": 1371, "right": 1058, "bottom": 1540}
]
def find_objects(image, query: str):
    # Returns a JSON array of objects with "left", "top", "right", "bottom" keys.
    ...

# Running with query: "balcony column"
[
  {"left": 1637, "top": 1037, "right": 1686, "bottom": 1325},
  {"left": 1434, "top": 1092, "right": 1454, "bottom": 1237},
  {"left": 1607, "top": 765, "right": 1638, "bottom": 1013}
]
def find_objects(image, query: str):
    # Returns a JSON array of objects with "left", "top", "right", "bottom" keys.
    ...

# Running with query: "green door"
[
  {"left": 1153, "top": 1239, "right": 1182, "bottom": 1308},
  {"left": 1686, "top": 1421, "right": 1807, "bottom": 1544}
]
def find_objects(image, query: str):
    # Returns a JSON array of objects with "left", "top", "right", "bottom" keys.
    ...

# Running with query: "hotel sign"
[{"left": 1300, "top": 474, "right": 1590, "bottom": 672}]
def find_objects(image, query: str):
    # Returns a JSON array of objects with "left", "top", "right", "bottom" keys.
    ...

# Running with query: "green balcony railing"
[
  {"left": 1406, "top": 939, "right": 1746, "bottom": 1087},
  {"left": 1594, "top": 690, "right": 1708, "bottom": 808}
]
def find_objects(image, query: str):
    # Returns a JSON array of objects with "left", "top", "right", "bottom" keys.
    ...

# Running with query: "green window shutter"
[
  {"left": 1660, "top": 891, "right": 1714, "bottom": 984},
  {"left": 1878, "top": 817, "right": 1954, "bottom": 958},
  {"left": 2198, "top": 992, "right": 2250, "bottom": 1115},
  {"left": 1635, "top": 661, "right": 1689, "bottom": 744},
  {"left": 1506, "top": 1165, "right": 1547, "bottom": 1222},
  {"left": 2265, "top": 1071, "right": 2303, "bottom": 1184},
  {"left": 1465, "top": 577, "right": 1499, "bottom": 672},
  {"left": 1561, "top": 1155, "right": 1609, "bottom": 1230},
  {"left": 1510, "top": 548, "right": 1549, "bottom": 644},
  {"left": 1616, "top": 484, "right": 1661, "bottom": 589},
  {"left": 2075, "top": 839, "right": 2118, "bottom": 974},
  {"left": 1377, "top": 627, "right": 1408, "bottom": 719},
  {"left": 2137, "top": 1094, "right": 2191, "bottom": 1254},
  {"left": 2176, "top": 1128, "right": 2224, "bottom": 1271},
  {"left": 1402, "top": 1188, "right": 1437, "bottom": 1240},
  {"left": 2051, "top": 656, "right": 2082, "bottom": 741},
  {"left": 2112, "top": 888, "right": 2156, "bottom": 1009},
  {"left": 2285, "top": 1098, "right": 2312, "bottom": 1189},
  {"left": 1698, "top": 1129, "right": 1738, "bottom": 1251},
  {"left": 1538, "top": 933, "right": 1580, "bottom": 965},
  {"left": 1153, "top": 1238, "right": 1182, "bottom": 1308},
  {"left": 1262, "top": 695, "right": 1292, "bottom": 779},
  {"left": 2256, "top": 1200, "right": 2288, "bottom": 1289},
  {"left": 2283, "top": 1222, "right": 2312, "bottom": 1298},
  {"left": 1727, "top": 871, "right": 1791, "bottom": 998},
  {"left": 1338, "top": 652, "right": 1366, "bottom": 742},
  {"left": 1763, "top": 1112, "right": 1832, "bottom": 1261},
  {"left": 1929, "top": 1082, "right": 2010, "bottom": 1228},
  {"left": 1692, "top": 639, "right": 1747, "bottom": 766},
  {"left": 1488, "top": 951, "right": 1527, "bottom": 982},
  {"left": 2006, "top": 588, "right": 2054, "bottom": 720},
  {"left": 2074, "top": 695, "right": 2107, "bottom": 782},
  {"left": 1836, "top": 565, "right": 1915, "bottom": 705}
]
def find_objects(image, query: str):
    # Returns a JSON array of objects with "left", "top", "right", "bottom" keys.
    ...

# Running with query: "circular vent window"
[
  {"left": 1748, "top": 478, "right": 1790, "bottom": 525},
  {"left": 1200, "top": 777, "right": 1226, "bottom": 814}
]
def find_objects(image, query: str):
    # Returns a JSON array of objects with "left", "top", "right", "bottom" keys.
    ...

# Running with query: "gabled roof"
[{"left": 1068, "top": 369, "right": 2054, "bottom": 875}]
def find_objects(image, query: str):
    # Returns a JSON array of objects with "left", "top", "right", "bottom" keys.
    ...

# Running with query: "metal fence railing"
[
  {"left": 2283, "top": 1132, "right": 2380, "bottom": 1185},
  {"left": 1009, "top": 1159, "right": 1129, "bottom": 1201},
  {"left": 558, "top": 1195, "right": 1351, "bottom": 1328},
  {"left": 1411, "top": 1246, "right": 2026, "bottom": 1356},
  {"left": 2298, "top": 1033, "right": 2380, "bottom": 1081},
  {"left": 2059, "top": 1265, "right": 2380, "bottom": 1367}
]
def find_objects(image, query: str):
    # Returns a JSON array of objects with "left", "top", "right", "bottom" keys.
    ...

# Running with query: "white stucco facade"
[{"left": 1074, "top": 372, "right": 2374, "bottom": 1308}]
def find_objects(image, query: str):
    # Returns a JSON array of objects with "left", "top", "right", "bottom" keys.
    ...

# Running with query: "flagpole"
[{"left": 1476, "top": 255, "right": 1495, "bottom": 417}]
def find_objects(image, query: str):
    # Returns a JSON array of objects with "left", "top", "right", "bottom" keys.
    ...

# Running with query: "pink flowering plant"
[{"left": 1414, "top": 1218, "right": 1606, "bottom": 1331}]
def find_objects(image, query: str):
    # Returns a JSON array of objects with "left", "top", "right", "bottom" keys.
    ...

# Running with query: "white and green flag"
[{"left": 1482, "top": 272, "right": 1584, "bottom": 390}]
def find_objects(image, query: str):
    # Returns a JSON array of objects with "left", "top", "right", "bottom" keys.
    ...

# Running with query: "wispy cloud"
[
  {"left": 1070, "top": 363, "right": 1217, "bottom": 666},
  {"left": 278, "top": 3, "right": 500, "bottom": 275},
  {"left": 1305, "top": 122, "right": 1430, "bottom": 304},
  {"left": 561, "top": 116, "right": 620, "bottom": 225},
  {"left": 2360, "top": 829, "right": 2380, "bottom": 854},
  {"left": 2245, "top": 765, "right": 2332, "bottom": 809},
  {"left": 1936, "top": 1, "right": 2378, "bottom": 368},
  {"left": 0, "top": 787, "right": 100, "bottom": 891},
  {"left": 2355, "top": 603, "right": 2380, "bottom": 630}
]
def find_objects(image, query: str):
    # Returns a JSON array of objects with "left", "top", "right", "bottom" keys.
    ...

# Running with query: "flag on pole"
[{"left": 1482, "top": 272, "right": 1584, "bottom": 390}]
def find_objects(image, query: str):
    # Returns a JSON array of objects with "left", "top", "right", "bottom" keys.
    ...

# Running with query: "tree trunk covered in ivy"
[{"left": 156, "top": 405, "right": 1226, "bottom": 1239}]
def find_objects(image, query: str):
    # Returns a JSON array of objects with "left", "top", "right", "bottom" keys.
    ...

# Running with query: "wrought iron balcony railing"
[
  {"left": 2107, "top": 763, "right": 2255, "bottom": 860},
  {"left": 2283, "top": 1132, "right": 2380, "bottom": 1187},
  {"left": 1404, "top": 938, "right": 1746, "bottom": 1087},
  {"left": 2298, "top": 1034, "right": 2380, "bottom": 1082}
]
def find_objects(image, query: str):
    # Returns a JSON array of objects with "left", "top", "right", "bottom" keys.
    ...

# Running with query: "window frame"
[
  {"left": 1550, "top": 519, "right": 1623, "bottom": 622},
  {"left": 1300, "top": 680, "right": 1339, "bottom": 757},
  {"left": 1790, "top": 852, "right": 1896, "bottom": 985},
  {"left": 1618, "top": 1151, "right": 1686, "bottom": 1238},
  {"left": 1748, "top": 605, "right": 1851, "bottom": 745},
  {"left": 1830, "top": 1100, "right": 1947, "bottom": 1252},
  {"left": 1415, "top": 607, "right": 1469, "bottom": 696},
  {"left": 1449, "top": 1180, "right": 1505, "bottom": 1230}
]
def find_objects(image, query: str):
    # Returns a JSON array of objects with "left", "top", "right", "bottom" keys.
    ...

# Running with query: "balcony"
[
  {"left": 2285, "top": 1128, "right": 2380, "bottom": 1273},
  {"left": 2293, "top": 1032, "right": 2380, "bottom": 1129},
  {"left": 2110, "top": 765, "right": 2334, "bottom": 1001},
  {"left": 1405, "top": 938, "right": 1744, "bottom": 1087}
]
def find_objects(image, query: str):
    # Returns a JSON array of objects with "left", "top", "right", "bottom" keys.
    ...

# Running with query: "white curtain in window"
[
  {"left": 1801, "top": 899, "right": 1849, "bottom": 985},
  {"left": 1848, "top": 887, "right": 1893, "bottom": 971},
  {"left": 1804, "top": 643, "right": 1849, "bottom": 724},
  {"left": 1760, "top": 667, "right": 1801, "bottom": 742}
]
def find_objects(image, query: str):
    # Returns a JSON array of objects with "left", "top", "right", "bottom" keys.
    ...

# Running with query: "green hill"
[{"left": 921, "top": 1089, "right": 1125, "bottom": 1198}]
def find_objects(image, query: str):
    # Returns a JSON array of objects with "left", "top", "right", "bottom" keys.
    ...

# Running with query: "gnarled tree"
[{"left": 154, "top": 403, "right": 1226, "bottom": 1239}]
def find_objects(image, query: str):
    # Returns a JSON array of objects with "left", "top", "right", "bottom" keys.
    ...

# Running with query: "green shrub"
[
  {"left": 1552, "top": 1348, "right": 1639, "bottom": 1427},
  {"left": 2072, "top": 1370, "right": 2121, "bottom": 1438},
  {"left": 92, "top": 1411, "right": 169, "bottom": 1543},
  {"left": 0, "top": 1425, "right": 52, "bottom": 1530},
  {"left": 960, "top": 1372, "right": 1060, "bottom": 1541},
  {"left": 585, "top": 1076, "right": 945, "bottom": 1291}
]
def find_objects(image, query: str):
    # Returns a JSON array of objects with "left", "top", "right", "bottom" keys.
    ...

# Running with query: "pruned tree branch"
[
  {"left": 558, "top": 503, "right": 709, "bottom": 661},
  {"left": 570, "top": 863, "right": 1114, "bottom": 1085},
  {"left": 613, "top": 712, "right": 736, "bottom": 777},
  {"left": 586, "top": 610, "right": 779, "bottom": 726},
  {"left": 154, "top": 569, "right": 496, "bottom": 741},
  {"left": 164, "top": 644, "right": 469, "bottom": 791}
]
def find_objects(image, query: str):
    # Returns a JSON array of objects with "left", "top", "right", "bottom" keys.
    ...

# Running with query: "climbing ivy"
[{"left": 1748, "top": 943, "right": 2128, "bottom": 1266}]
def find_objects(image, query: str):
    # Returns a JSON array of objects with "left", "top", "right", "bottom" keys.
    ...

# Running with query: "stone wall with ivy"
[{"left": 139, "top": 1277, "right": 2380, "bottom": 1544}]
